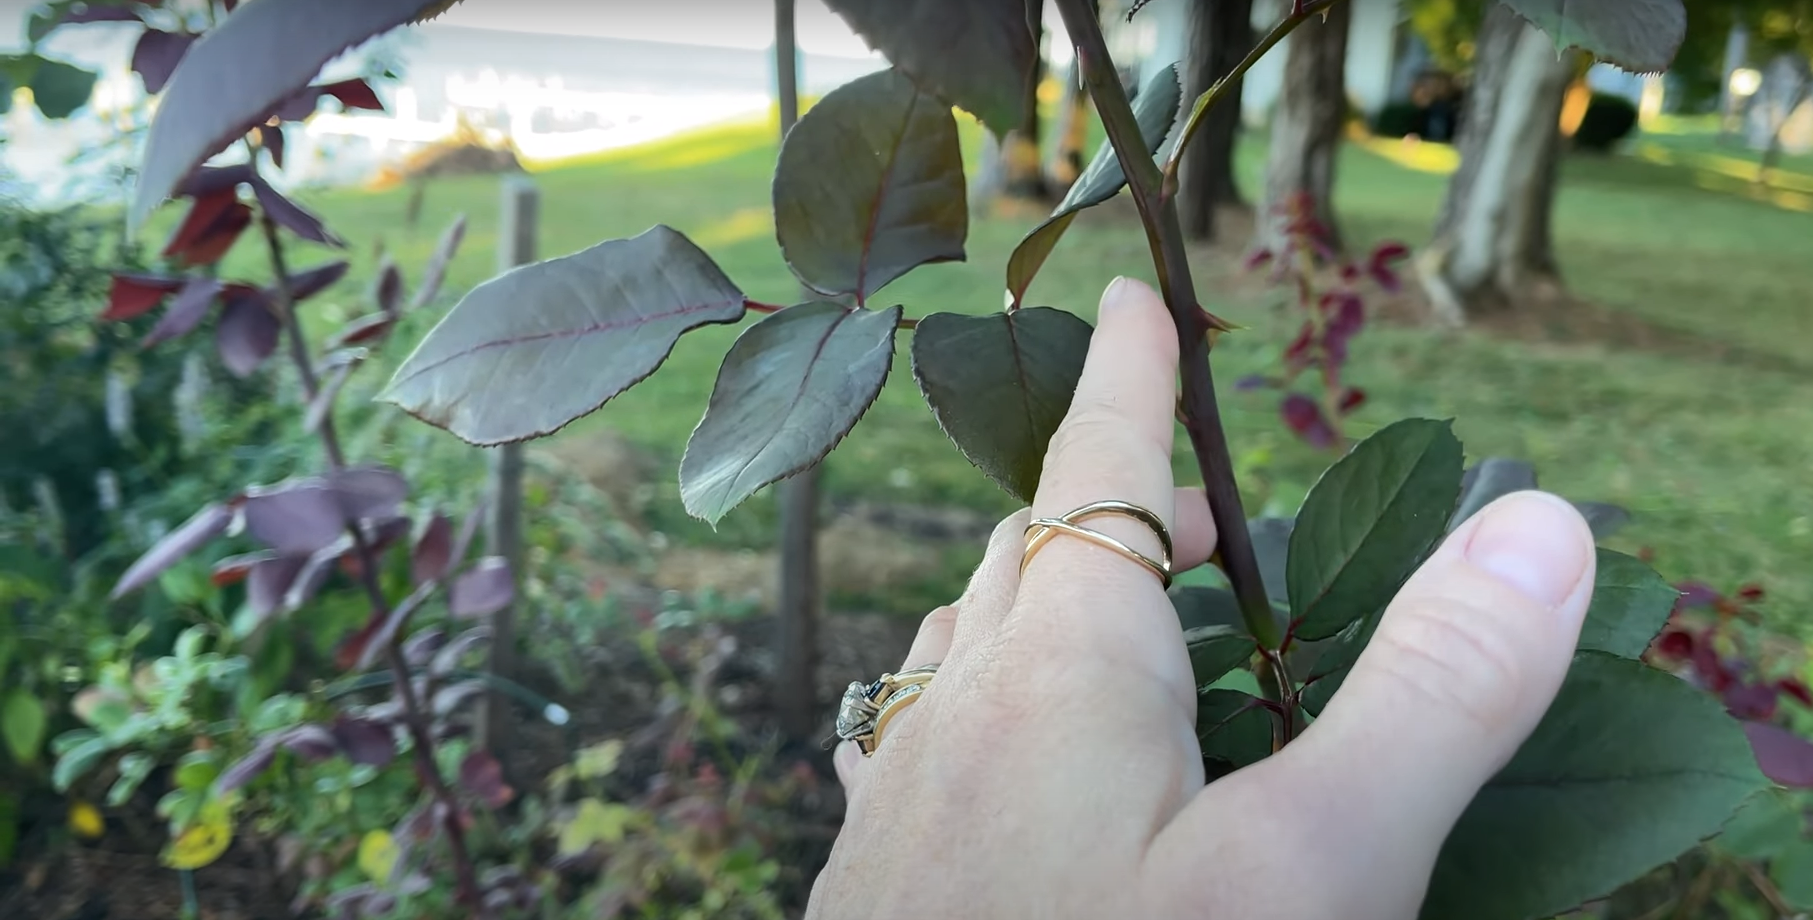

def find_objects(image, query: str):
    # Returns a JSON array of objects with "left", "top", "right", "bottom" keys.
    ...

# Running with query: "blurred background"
[{"left": 1, "top": 0, "right": 1811, "bottom": 917}]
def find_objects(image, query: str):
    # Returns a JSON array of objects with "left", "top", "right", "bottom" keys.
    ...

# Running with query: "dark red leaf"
[
  {"left": 285, "top": 538, "right": 348, "bottom": 612},
  {"left": 1282, "top": 322, "right": 1315, "bottom": 374},
  {"left": 1321, "top": 293, "right": 1365, "bottom": 366},
  {"left": 449, "top": 499, "right": 487, "bottom": 575},
  {"left": 458, "top": 750, "right": 513, "bottom": 809},
  {"left": 279, "top": 724, "right": 340, "bottom": 762},
  {"left": 247, "top": 553, "right": 308, "bottom": 624},
  {"left": 131, "top": 29, "right": 194, "bottom": 95},
  {"left": 257, "top": 123, "right": 286, "bottom": 169},
  {"left": 1338, "top": 263, "right": 1361, "bottom": 284},
  {"left": 1780, "top": 679, "right": 1813, "bottom": 709},
  {"left": 329, "top": 467, "right": 408, "bottom": 521},
  {"left": 1744, "top": 721, "right": 1813, "bottom": 788},
  {"left": 250, "top": 176, "right": 341, "bottom": 246},
  {"left": 401, "top": 628, "right": 447, "bottom": 667},
  {"left": 373, "top": 259, "right": 404, "bottom": 316},
  {"left": 330, "top": 717, "right": 396, "bottom": 766},
  {"left": 242, "top": 479, "right": 352, "bottom": 555},
  {"left": 112, "top": 502, "right": 234, "bottom": 598},
  {"left": 215, "top": 740, "right": 278, "bottom": 793},
  {"left": 411, "top": 514, "right": 453, "bottom": 584},
  {"left": 174, "top": 164, "right": 254, "bottom": 198},
  {"left": 1242, "top": 248, "right": 1274, "bottom": 271},
  {"left": 1738, "top": 583, "right": 1766, "bottom": 602},
  {"left": 142, "top": 277, "right": 223, "bottom": 347},
  {"left": 330, "top": 313, "right": 396, "bottom": 347},
  {"left": 1676, "top": 581, "right": 1719, "bottom": 609},
  {"left": 346, "top": 583, "right": 432, "bottom": 671},
  {"left": 1368, "top": 241, "right": 1410, "bottom": 293},
  {"left": 448, "top": 557, "right": 513, "bottom": 619},
  {"left": 1692, "top": 641, "right": 1735, "bottom": 692},
  {"left": 1652, "top": 628, "right": 1695, "bottom": 659},
  {"left": 103, "top": 273, "right": 185, "bottom": 321},
  {"left": 1281, "top": 394, "right": 1336, "bottom": 450},
  {"left": 1337, "top": 387, "right": 1367, "bottom": 414},
  {"left": 1724, "top": 682, "right": 1779, "bottom": 721},
  {"left": 409, "top": 215, "right": 467, "bottom": 312},
  {"left": 164, "top": 189, "right": 251, "bottom": 266},
  {"left": 288, "top": 260, "right": 350, "bottom": 301},
  {"left": 318, "top": 78, "right": 383, "bottom": 112},
  {"left": 216, "top": 289, "right": 280, "bottom": 377},
  {"left": 211, "top": 550, "right": 274, "bottom": 587}
]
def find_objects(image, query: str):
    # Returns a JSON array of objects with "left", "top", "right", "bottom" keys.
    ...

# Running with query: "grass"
[{"left": 252, "top": 114, "right": 1813, "bottom": 625}]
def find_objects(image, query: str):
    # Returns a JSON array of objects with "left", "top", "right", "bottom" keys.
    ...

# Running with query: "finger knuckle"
[{"left": 1371, "top": 594, "right": 1526, "bottom": 732}]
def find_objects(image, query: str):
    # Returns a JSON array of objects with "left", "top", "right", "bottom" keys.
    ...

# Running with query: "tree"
[
  {"left": 1260, "top": 0, "right": 1352, "bottom": 252},
  {"left": 1178, "top": 0, "right": 1255, "bottom": 240},
  {"left": 1420, "top": 4, "right": 1580, "bottom": 323}
]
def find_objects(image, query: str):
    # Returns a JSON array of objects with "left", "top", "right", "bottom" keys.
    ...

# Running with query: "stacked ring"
[{"left": 835, "top": 665, "right": 938, "bottom": 756}]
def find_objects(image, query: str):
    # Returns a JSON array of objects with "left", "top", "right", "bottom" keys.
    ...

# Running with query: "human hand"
[{"left": 807, "top": 278, "right": 1597, "bottom": 919}]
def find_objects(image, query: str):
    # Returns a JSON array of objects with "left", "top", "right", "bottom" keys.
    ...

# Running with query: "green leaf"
[
  {"left": 909, "top": 307, "right": 1092, "bottom": 501},
  {"left": 775, "top": 69, "right": 966, "bottom": 302},
  {"left": 1196, "top": 690, "right": 1271, "bottom": 779},
  {"left": 821, "top": 0, "right": 1035, "bottom": 135},
  {"left": 1421, "top": 652, "right": 1765, "bottom": 920},
  {"left": 174, "top": 750, "right": 222, "bottom": 793},
  {"left": 1, "top": 691, "right": 46, "bottom": 763},
  {"left": 108, "top": 752, "right": 156, "bottom": 807},
  {"left": 53, "top": 735, "right": 114, "bottom": 793},
  {"left": 1578, "top": 549, "right": 1676, "bottom": 658},
  {"left": 49, "top": 728, "right": 99, "bottom": 758},
  {"left": 1005, "top": 65, "right": 1181, "bottom": 306},
  {"left": 1249, "top": 517, "right": 1294, "bottom": 609},
  {"left": 1286, "top": 418, "right": 1463, "bottom": 642},
  {"left": 1773, "top": 838, "right": 1813, "bottom": 911},
  {"left": 1185, "top": 626, "right": 1256, "bottom": 689},
  {"left": 680, "top": 302, "right": 900, "bottom": 523},
  {"left": 1449, "top": 458, "right": 1536, "bottom": 532},
  {"left": 1495, "top": 0, "right": 1686, "bottom": 74},
  {"left": 0, "top": 66, "right": 15, "bottom": 116},
  {"left": 130, "top": 0, "right": 438, "bottom": 230},
  {"left": 1170, "top": 585, "right": 1243, "bottom": 633},
  {"left": 26, "top": 56, "right": 96, "bottom": 119},
  {"left": 382, "top": 225, "right": 746, "bottom": 446},
  {"left": 1716, "top": 789, "right": 1803, "bottom": 861},
  {"left": 558, "top": 797, "right": 637, "bottom": 856}
]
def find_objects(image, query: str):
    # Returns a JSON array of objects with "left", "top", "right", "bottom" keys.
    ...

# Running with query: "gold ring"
[
  {"left": 1021, "top": 500, "right": 1174, "bottom": 588},
  {"left": 834, "top": 665, "right": 938, "bottom": 756}
]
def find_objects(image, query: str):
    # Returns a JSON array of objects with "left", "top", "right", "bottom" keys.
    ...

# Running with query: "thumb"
[{"left": 1282, "top": 491, "right": 1595, "bottom": 896}]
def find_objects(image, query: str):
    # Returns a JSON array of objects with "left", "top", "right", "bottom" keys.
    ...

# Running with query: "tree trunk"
[
  {"left": 1260, "top": 0, "right": 1350, "bottom": 253},
  {"left": 1421, "top": 5, "right": 1578, "bottom": 324},
  {"left": 1179, "top": 0, "right": 1254, "bottom": 240},
  {"left": 1003, "top": 0, "right": 1051, "bottom": 200},
  {"left": 773, "top": 0, "right": 821, "bottom": 744},
  {"left": 1759, "top": 59, "right": 1811, "bottom": 181}
]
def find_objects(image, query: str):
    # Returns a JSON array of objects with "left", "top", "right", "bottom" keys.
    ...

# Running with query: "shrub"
[{"left": 1574, "top": 92, "right": 1640, "bottom": 152}]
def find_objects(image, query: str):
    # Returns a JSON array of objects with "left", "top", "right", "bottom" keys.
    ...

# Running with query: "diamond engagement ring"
[{"left": 835, "top": 665, "right": 938, "bottom": 756}]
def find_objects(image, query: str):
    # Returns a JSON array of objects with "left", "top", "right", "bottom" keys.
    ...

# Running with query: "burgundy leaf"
[
  {"left": 270, "top": 85, "right": 325, "bottom": 123},
  {"left": 1724, "top": 682, "right": 1779, "bottom": 721},
  {"left": 1321, "top": 294, "right": 1365, "bottom": 367},
  {"left": 257, "top": 123, "right": 286, "bottom": 169},
  {"left": 1744, "top": 721, "right": 1813, "bottom": 788},
  {"left": 408, "top": 215, "right": 467, "bottom": 311},
  {"left": 326, "top": 466, "right": 408, "bottom": 521},
  {"left": 330, "top": 717, "right": 396, "bottom": 766},
  {"left": 1692, "top": 641, "right": 1736, "bottom": 692},
  {"left": 242, "top": 479, "right": 352, "bottom": 555},
  {"left": 112, "top": 502, "right": 234, "bottom": 598},
  {"left": 360, "top": 515, "right": 413, "bottom": 556},
  {"left": 1241, "top": 248, "right": 1274, "bottom": 271},
  {"left": 215, "top": 740, "right": 278, "bottom": 793},
  {"left": 131, "top": 29, "right": 194, "bottom": 95},
  {"left": 211, "top": 550, "right": 274, "bottom": 587},
  {"left": 250, "top": 177, "right": 342, "bottom": 246},
  {"left": 319, "top": 78, "right": 383, "bottom": 111},
  {"left": 216, "top": 290, "right": 280, "bottom": 377},
  {"left": 103, "top": 273, "right": 185, "bottom": 321},
  {"left": 1652, "top": 628, "right": 1695, "bottom": 659},
  {"left": 449, "top": 499, "right": 487, "bottom": 576},
  {"left": 247, "top": 553, "right": 308, "bottom": 624},
  {"left": 1337, "top": 387, "right": 1367, "bottom": 414},
  {"left": 1368, "top": 241, "right": 1410, "bottom": 293},
  {"left": 1281, "top": 394, "right": 1336, "bottom": 450},
  {"left": 164, "top": 189, "right": 252, "bottom": 267},
  {"left": 1738, "top": 583, "right": 1766, "bottom": 602},
  {"left": 284, "top": 538, "right": 348, "bottom": 612},
  {"left": 822, "top": 0, "right": 1034, "bottom": 135},
  {"left": 142, "top": 277, "right": 224, "bottom": 347},
  {"left": 129, "top": 0, "right": 439, "bottom": 230},
  {"left": 304, "top": 360, "right": 355, "bottom": 435},
  {"left": 1676, "top": 582, "right": 1719, "bottom": 610},
  {"left": 330, "top": 313, "right": 397, "bottom": 348},
  {"left": 279, "top": 724, "right": 340, "bottom": 762},
  {"left": 401, "top": 628, "right": 447, "bottom": 667},
  {"left": 431, "top": 627, "right": 491, "bottom": 677},
  {"left": 448, "top": 557, "right": 513, "bottom": 620},
  {"left": 288, "top": 260, "right": 350, "bottom": 301},
  {"left": 373, "top": 260, "right": 404, "bottom": 316},
  {"left": 411, "top": 513, "right": 453, "bottom": 584},
  {"left": 1338, "top": 263, "right": 1362, "bottom": 284},
  {"left": 174, "top": 164, "right": 255, "bottom": 198},
  {"left": 395, "top": 804, "right": 437, "bottom": 843},
  {"left": 458, "top": 750, "right": 513, "bottom": 809},
  {"left": 1282, "top": 322, "right": 1315, "bottom": 374},
  {"left": 347, "top": 583, "right": 432, "bottom": 671},
  {"left": 1780, "top": 679, "right": 1813, "bottom": 709}
]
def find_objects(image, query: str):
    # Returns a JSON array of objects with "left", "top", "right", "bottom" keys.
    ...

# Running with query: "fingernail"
[
  {"left": 1100, "top": 276, "right": 1132, "bottom": 312},
  {"left": 1464, "top": 492, "right": 1590, "bottom": 609}
]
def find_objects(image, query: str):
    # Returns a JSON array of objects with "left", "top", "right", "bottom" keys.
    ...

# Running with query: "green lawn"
[{"left": 262, "top": 115, "right": 1813, "bottom": 624}]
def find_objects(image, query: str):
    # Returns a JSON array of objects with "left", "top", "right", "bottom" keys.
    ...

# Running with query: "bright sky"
[{"left": 430, "top": 0, "right": 880, "bottom": 58}]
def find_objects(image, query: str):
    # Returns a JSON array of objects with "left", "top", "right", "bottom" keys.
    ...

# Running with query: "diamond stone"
[{"left": 836, "top": 681, "right": 878, "bottom": 739}]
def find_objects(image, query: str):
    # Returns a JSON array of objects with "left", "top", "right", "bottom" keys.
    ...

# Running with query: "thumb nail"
[
  {"left": 1100, "top": 276, "right": 1132, "bottom": 312},
  {"left": 1464, "top": 492, "right": 1591, "bottom": 609}
]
